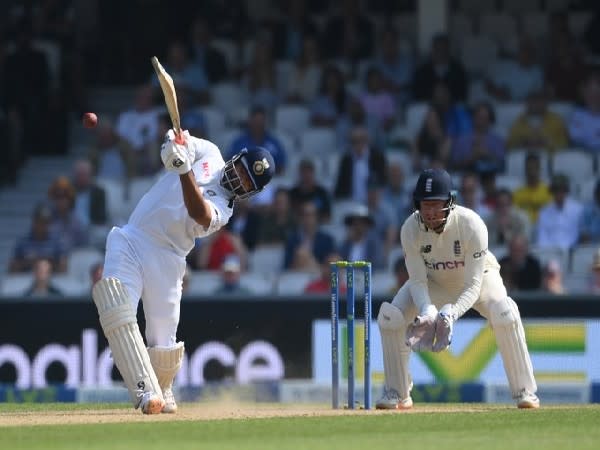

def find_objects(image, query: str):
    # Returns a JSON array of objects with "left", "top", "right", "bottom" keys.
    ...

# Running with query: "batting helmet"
[{"left": 221, "top": 147, "right": 275, "bottom": 201}]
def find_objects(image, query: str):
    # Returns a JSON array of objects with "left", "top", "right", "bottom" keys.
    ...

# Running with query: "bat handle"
[{"left": 174, "top": 128, "right": 185, "bottom": 145}]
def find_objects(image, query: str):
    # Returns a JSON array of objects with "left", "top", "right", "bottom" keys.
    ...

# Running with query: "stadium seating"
[
  {"left": 570, "top": 245, "right": 598, "bottom": 275},
  {"left": 67, "top": 247, "right": 104, "bottom": 283},
  {"left": 275, "top": 105, "right": 310, "bottom": 139},
  {"left": 275, "top": 271, "right": 315, "bottom": 295},
  {"left": 186, "top": 271, "right": 221, "bottom": 296},
  {"left": 300, "top": 128, "right": 337, "bottom": 155},
  {"left": 249, "top": 245, "right": 285, "bottom": 275}
]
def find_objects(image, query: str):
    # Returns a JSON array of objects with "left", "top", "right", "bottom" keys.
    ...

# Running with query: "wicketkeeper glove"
[
  {"left": 406, "top": 304, "right": 438, "bottom": 351},
  {"left": 432, "top": 303, "right": 456, "bottom": 352}
]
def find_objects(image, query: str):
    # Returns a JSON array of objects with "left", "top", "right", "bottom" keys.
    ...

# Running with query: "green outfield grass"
[{"left": 1, "top": 404, "right": 600, "bottom": 450}]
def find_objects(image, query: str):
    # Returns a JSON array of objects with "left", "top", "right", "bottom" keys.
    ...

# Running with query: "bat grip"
[{"left": 174, "top": 129, "right": 185, "bottom": 145}]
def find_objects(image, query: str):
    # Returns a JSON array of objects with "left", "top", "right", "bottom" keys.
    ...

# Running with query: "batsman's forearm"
[{"left": 179, "top": 171, "right": 212, "bottom": 228}]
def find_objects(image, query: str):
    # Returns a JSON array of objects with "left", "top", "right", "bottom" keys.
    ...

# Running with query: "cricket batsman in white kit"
[
  {"left": 91, "top": 129, "right": 275, "bottom": 414},
  {"left": 376, "top": 168, "right": 539, "bottom": 410}
]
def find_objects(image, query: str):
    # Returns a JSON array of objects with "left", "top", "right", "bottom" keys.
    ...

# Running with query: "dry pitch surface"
[{"left": 0, "top": 401, "right": 536, "bottom": 427}]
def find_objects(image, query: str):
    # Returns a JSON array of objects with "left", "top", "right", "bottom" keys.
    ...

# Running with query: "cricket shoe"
[
  {"left": 139, "top": 391, "right": 165, "bottom": 415},
  {"left": 516, "top": 389, "right": 540, "bottom": 409},
  {"left": 161, "top": 388, "right": 178, "bottom": 414},
  {"left": 375, "top": 387, "right": 413, "bottom": 410}
]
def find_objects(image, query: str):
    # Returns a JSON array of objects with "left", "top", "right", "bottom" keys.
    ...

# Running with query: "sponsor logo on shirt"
[
  {"left": 202, "top": 161, "right": 210, "bottom": 178},
  {"left": 424, "top": 258, "right": 465, "bottom": 270},
  {"left": 473, "top": 248, "right": 488, "bottom": 259}
]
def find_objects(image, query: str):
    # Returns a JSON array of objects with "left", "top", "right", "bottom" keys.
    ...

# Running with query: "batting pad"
[
  {"left": 377, "top": 302, "right": 413, "bottom": 399},
  {"left": 490, "top": 297, "right": 537, "bottom": 397},
  {"left": 92, "top": 277, "right": 164, "bottom": 407},
  {"left": 148, "top": 342, "right": 185, "bottom": 391}
]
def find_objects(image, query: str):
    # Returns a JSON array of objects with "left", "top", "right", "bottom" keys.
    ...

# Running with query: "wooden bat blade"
[{"left": 151, "top": 56, "right": 181, "bottom": 135}]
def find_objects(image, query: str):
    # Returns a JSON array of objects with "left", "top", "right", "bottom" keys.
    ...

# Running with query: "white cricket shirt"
[
  {"left": 401, "top": 205, "right": 500, "bottom": 318},
  {"left": 127, "top": 137, "right": 234, "bottom": 256}
]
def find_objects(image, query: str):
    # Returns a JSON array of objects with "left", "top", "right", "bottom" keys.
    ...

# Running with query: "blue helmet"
[
  {"left": 413, "top": 168, "right": 456, "bottom": 229},
  {"left": 221, "top": 147, "right": 275, "bottom": 200}
]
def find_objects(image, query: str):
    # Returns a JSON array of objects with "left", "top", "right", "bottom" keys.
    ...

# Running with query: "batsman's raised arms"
[{"left": 151, "top": 56, "right": 184, "bottom": 143}]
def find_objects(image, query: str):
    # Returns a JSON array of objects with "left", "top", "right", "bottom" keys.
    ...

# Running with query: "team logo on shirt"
[
  {"left": 204, "top": 189, "right": 216, "bottom": 197},
  {"left": 420, "top": 245, "right": 432, "bottom": 253},
  {"left": 253, "top": 158, "right": 270, "bottom": 175},
  {"left": 454, "top": 240, "right": 461, "bottom": 256}
]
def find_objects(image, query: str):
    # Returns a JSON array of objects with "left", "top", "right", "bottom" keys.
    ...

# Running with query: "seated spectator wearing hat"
[
  {"left": 541, "top": 259, "right": 566, "bottom": 295},
  {"left": 579, "top": 180, "right": 600, "bottom": 244},
  {"left": 283, "top": 201, "right": 335, "bottom": 270},
  {"left": 214, "top": 255, "right": 251, "bottom": 296},
  {"left": 24, "top": 258, "right": 63, "bottom": 297},
  {"left": 589, "top": 249, "right": 600, "bottom": 294},
  {"left": 536, "top": 174, "right": 583, "bottom": 251},
  {"left": 499, "top": 234, "right": 542, "bottom": 292},
  {"left": 9, "top": 204, "right": 68, "bottom": 273},
  {"left": 339, "top": 204, "right": 385, "bottom": 270}
]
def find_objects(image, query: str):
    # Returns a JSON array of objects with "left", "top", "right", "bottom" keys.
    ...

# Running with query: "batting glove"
[
  {"left": 432, "top": 303, "right": 456, "bottom": 352},
  {"left": 406, "top": 304, "right": 438, "bottom": 352},
  {"left": 161, "top": 132, "right": 192, "bottom": 175}
]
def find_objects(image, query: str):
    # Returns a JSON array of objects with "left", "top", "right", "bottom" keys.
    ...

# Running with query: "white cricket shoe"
[
  {"left": 139, "top": 391, "right": 165, "bottom": 415},
  {"left": 161, "top": 388, "right": 178, "bottom": 413},
  {"left": 375, "top": 387, "right": 413, "bottom": 410},
  {"left": 516, "top": 389, "right": 540, "bottom": 409}
]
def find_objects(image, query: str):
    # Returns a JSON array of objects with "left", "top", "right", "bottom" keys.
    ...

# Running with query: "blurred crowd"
[{"left": 2, "top": 0, "right": 600, "bottom": 298}]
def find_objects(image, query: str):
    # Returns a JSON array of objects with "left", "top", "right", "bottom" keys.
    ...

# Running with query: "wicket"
[{"left": 330, "top": 260, "right": 372, "bottom": 410}]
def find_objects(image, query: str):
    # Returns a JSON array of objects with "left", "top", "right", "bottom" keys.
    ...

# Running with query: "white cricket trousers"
[{"left": 102, "top": 226, "right": 187, "bottom": 347}]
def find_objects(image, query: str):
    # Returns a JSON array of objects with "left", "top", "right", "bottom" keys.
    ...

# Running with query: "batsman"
[
  {"left": 92, "top": 128, "right": 274, "bottom": 414},
  {"left": 376, "top": 168, "right": 539, "bottom": 410}
]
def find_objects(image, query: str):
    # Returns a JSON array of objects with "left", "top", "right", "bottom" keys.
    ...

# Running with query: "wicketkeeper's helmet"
[
  {"left": 221, "top": 147, "right": 275, "bottom": 201},
  {"left": 412, "top": 168, "right": 456, "bottom": 228}
]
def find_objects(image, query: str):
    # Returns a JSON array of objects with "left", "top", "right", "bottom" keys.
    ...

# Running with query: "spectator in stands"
[
  {"left": 545, "top": 29, "right": 587, "bottom": 103},
  {"left": 376, "top": 27, "right": 414, "bottom": 107},
  {"left": 485, "top": 188, "right": 531, "bottom": 247},
  {"left": 289, "top": 159, "right": 331, "bottom": 222},
  {"left": 310, "top": 65, "right": 348, "bottom": 127},
  {"left": 589, "top": 248, "right": 600, "bottom": 294},
  {"left": 366, "top": 179, "right": 399, "bottom": 255},
  {"left": 412, "top": 33, "right": 467, "bottom": 102},
  {"left": 228, "top": 199, "right": 262, "bottom": 251},
  {"left": 271, "top": 0, "right": 318, "bottom": 60},
  {"left": 304, "top": 251, "right": 344, "bottom": 294},
  {"left": 47, "top": 176, "right": 88, "bottom": 250},
  {"left": 188, "top": 16, "right": 228, "bottom": 84},
  {"left": 9, "top": 204, "right": 67, "bottom": 273},
  {"left": 284, "top": 201, "right": 335, "bottom": 270},
  {"left": 359, "top": 66, "right": 396, "bottom": 132},
  {"left": 89, "top": 117, "right": 134, "bottom": 182},
  {"left": 541, "top": 259, "right": 566, "bottom": 295},
  {"left": 580, "top": 180, "right": 600, "bottom": 244},
  {"left": 583, "top": 7, "right": 600, "bottom": 59},
  {"left": 3, "top": 22, "right": 50, "bottom": 159},
  {"left": 321, "top": 0, "right": 374, "bottom": 62},
  {"left": 411, "top": 106, "right": 451, "bottom": 171},
  {"left": 188, "top": 225, "right": 248, "bottom": 272},
  {"left": 499, "top": 234, "right": 542, "bottom": 292},
  {"left": 339, "top": 204, "right": 385, "bottom": 270},
  {"left": 381, "top": 162, "right": 412, "bottom": 226},
  {"left": 285, "top": 35, "right": 322, "bottom": 104},
  {"left": 257, "top": 188, "right": 296, "bottom": 246},
  {"left": 512, "top": 152, "right": 552, "bottom": 225},
  {"left": 213, "top": 255, "right": 251, "bottom": 296},
  {"left": 479, "top": 168, "right": 499, "bottom": 212},
  {"left": 24, "top": 258, "right": 63, "bottom": 297},
  {"left": 506, "top": 91, "right": 569, "bottom": 153},
  {"left": 153, "top": 41, "right": 209, "bottom": 104},
  {"left": 179, "top": 94, "right": 207, "bottom": 139},
  {"left": 243, "top": 35, "right": 278, "bottom": 114},
  {"left": 431, "top": 81, "right": 472, "bottom": 139},
  {"left": 137, "top": 113, "right": 174, "bottom": 177},
  {"left": 450, "top": 102, "right": 505, "bottom": 174},
  {"left": 568, "top": 72, "right": 600, "bottom": 153},
  {"left": 485, "top": 35, "right": 543, "bottom": 102},
  {"left": 389, "top": 256, "right": 409, "bottom": 294},
  {"left": 334, "top": 126, "right": 387, "bottom": 203},
  {"left": 116, "top": 84, "right": 160, "bottom": 154},
  {"left": 336, "top": 97, "right": 385, "bottom": 151},
  {"left": 536, "top": 174, "right": 583, "bottom": 251},
  {"left": 457, "top": 172, "right": 492, "bottom": 221},
  {"left": 72, "top": 159, "right": 107, "bottom": 228},
  {"left": 228, "top": 106, "right": 286, "bottom": 175}
]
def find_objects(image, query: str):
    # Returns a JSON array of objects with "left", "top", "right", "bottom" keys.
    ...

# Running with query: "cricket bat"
[{"left": 151, "top": 56, "right": 185, "bottom": 144}]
